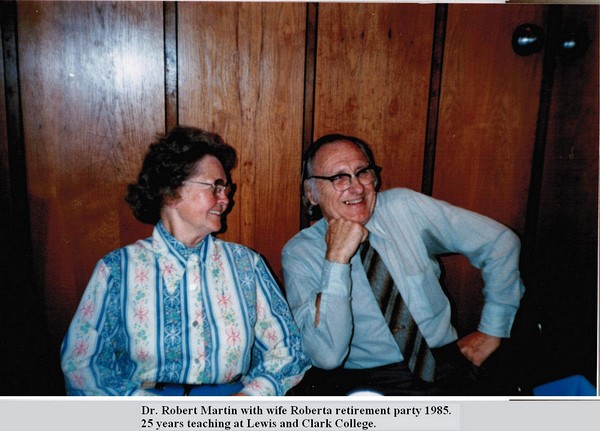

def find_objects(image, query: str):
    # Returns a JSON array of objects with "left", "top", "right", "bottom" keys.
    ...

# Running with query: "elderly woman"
[{"left": 61, "top": 126, "right": 310, "bottom": 396}]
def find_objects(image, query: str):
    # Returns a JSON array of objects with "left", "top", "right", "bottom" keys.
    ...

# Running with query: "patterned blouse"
[{"left": 61, "top": 222, "right": 310, "bottom": 396}]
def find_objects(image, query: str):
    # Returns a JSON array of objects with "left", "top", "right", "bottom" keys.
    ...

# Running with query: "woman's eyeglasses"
[{"left": 185, "top": 179, "right": 232, "bottom": 197}]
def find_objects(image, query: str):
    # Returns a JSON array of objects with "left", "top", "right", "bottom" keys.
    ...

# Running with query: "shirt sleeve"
[
  {"left": 281, "top": 242, "right": 355, "bottom": 369},
  {"left": 60, "top": 254, "right": 139, "bottom": 396},
  {"left": 407, "top": 190, "right": 526, "bottom": 338},
  {"left": 239, "top": 255, "right": 311, "bottom": 396}
]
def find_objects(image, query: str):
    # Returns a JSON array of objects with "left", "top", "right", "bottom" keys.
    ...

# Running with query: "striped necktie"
[{"left": 360, "top": 239, "right": 436, "bottom": 382}]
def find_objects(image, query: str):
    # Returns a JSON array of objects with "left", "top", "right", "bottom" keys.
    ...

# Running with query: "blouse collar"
[{"left": 155, "top": 220, "right": 210, "bottom": 263}]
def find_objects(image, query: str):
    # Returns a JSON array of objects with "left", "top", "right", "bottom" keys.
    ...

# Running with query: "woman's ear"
[{"left": 163, "top": 192, "right": 181, "bottom": 208}]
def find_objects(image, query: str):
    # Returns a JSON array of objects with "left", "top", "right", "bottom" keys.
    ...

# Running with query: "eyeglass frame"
[
  {"left": 184, "top": 179, "right": 233, "bottom": 197},
  {"left": 306, "top": 165, "right": 380, "bottom": 192}
]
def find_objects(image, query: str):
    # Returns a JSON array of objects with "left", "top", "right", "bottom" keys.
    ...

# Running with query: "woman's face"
[{"left": 163, "top": 155, "right": 230, "bottom": 246}]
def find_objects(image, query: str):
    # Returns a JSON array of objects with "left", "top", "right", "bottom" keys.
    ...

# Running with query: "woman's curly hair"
[{"left": 125, "top": 126, "right": 237, "bottom": 225}]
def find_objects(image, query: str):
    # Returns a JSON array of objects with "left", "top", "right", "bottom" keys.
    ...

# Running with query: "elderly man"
[{"left": 282, "top": 134, "right": 525, "bottom": 395}]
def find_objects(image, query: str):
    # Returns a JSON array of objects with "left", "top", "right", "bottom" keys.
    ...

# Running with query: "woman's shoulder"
[
  {"left": 98, "top": 237, "right": 154, "bottom": 265},
  {"left": 212, "top": 236, "right": 258, "bottom": 257}
]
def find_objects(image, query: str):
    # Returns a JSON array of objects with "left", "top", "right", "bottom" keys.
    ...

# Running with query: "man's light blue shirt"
[{"left": 282, "top": 188, "right": 525, "bottom": 370}]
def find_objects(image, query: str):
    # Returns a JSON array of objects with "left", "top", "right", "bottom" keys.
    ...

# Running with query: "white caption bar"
[{"left": 140, "top": 401, "right": 460, "bottom": 431}]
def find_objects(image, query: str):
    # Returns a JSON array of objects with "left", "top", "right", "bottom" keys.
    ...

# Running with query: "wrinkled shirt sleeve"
[
  {"left": 282, "top": 233, "right": 355, "bottom": 369},
  {"left": 404, "top": 190, "right": 525, "bottom": 338}
]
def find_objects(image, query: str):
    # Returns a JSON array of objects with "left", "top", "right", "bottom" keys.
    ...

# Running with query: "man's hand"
[
  {"left": 324, "top": 218, "right": 368, "bottom": 264},
  {"left": 314, "top": 218, "right": 367, "bottom": 327},
  {"left": 457, "top": 331, "right": 501, "bottom": 367}
]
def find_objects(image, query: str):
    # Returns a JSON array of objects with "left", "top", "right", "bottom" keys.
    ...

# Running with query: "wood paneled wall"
[
  {"left": 177, "top": 2, "right": 306, "bottom": 276},
  {"left": 18, "top": 1, "right": 165, "bottom": 341},
  {"left": 1, "top": 1, "right": 597, "bottom": 394},
  {"left": 314, "top": 3, "right": 435, "bottom": 192}
]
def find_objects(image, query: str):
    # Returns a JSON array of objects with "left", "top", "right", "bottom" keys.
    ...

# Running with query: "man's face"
[{"left": 306, "top": 140, "right": 377, "bottom": 225}]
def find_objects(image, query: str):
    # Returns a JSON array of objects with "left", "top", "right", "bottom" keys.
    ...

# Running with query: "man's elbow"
[
  {"left": 310, "top": 354, "right": 344, "bottom": 370},
  {"left": 498, "top": 228, "right": 522, "bottom": 252},
  {"left": 304, "top": 341, "right": 348, "bottom": 369}
]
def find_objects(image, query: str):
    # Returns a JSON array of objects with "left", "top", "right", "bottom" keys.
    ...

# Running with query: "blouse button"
[{"left": 189, "top": 283, "right": 198, "bottom": 291}]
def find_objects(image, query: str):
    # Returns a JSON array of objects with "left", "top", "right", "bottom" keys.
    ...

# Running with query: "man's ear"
[{"left": 304, "top": 180, "right": 318, "bottom": 206}]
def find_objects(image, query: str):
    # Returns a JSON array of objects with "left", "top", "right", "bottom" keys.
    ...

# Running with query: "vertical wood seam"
[
  {"left": 300, "top": 2, "right": 318, "bottom": 229},
  {"left": 522, "top": 5, "right": 562, "bottom": 273},
  {"left": 1, "top": 0, "right": 49, "bottom": 328},
  {"left": 1, "top": 1, "right": 29, "bottom": 234},
  {"left": 164, "top": 1, "right": 178, "bottom": 131},
  {"left": 421, "top": 4, "right": 448, "bottom": 197}
]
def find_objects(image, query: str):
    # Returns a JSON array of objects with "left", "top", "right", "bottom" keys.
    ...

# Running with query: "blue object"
[
  {"left": 189, "top": 382, "right": 244, "bottom": 396},
  {"left": 533, "top": 374, "right": 596, "bottom": 396},
  {"left": 147, "top": 382, "right": 244, "bottom": 396}
]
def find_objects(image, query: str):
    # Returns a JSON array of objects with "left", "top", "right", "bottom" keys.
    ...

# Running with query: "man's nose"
[{"left": 346, "top": 175, "right": 365, "bottom": 192}]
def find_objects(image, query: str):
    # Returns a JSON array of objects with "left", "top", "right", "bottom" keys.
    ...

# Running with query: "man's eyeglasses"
[
  {"left": 307, "top": 166, "right": 379, "bottom": 192},
  {"left": 185, "top": 179, "right": 232, "bottom": 197}
]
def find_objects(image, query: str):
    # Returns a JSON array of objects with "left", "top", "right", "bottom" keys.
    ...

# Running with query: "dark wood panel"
[
  {"left": 538, "top": 5, "right": 598, "bottom": 265},
  {"left": 178, "top": 2, "right": 306, "bottom": 280},
  {"left": 314, "top": 3, "right": 436, "bottom": 192},
  {"left": 1, "top": 2, "right": 57, "bottom": 395},
  {"left": 435, "top": 5, "right": 546, "bottom": 231},
  {"left": 1, "top": 5, "right": 9, "bottom": 214},
  {"left": 434, "top": 5, "right": 546, "bottom": 334},
  {"left": 534, "top": 5, "right": 598, "bottom": 382},
  {"left": 18, "top": 1, "right": 165, "bottom": 341}
]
